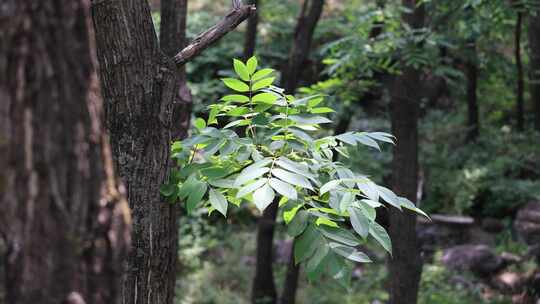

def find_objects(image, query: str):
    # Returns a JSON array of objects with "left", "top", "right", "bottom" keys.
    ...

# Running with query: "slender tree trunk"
[
  {"left": 0, "top": 1, "right": 130, "bottom": 303},
  {"left": 280, "top": 2, "right": 324, "bottom": 304},
  {"left": 244, "top": 0, "right": 259, "bottom": 60},
  {"left": 465, "top": 40, "right": 479, "bottom": 141},
  {"left": 250, "top": 2, "right": 324, "bottom": 304},
  {"left": 161, "top": 0, "right": 193, "bottom": 139},
  {"left": 91, "top": 1, "right": 253, "bottom": 303},
  {"left": 252, "top": 201, "right": 279, "bottom": 304},
  {"left": 387, "top": 1, "right": 424, "bottom": 304},
  {"left": 529, "top": 9, "right": 540, "bottom": 131},
  {"left": 516, "top": 11, "right": 525, "bottom": 131}
]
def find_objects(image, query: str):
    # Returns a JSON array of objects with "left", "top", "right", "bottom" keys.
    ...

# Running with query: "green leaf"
[
  {"left": 253, "top": 183, "right": 275, "bottom": 212},
  {"left": 236, "top": 179, "right": 267, "bottom": 198},
  {"left": 348, "top": 207, "right": 369, "bottom": 239},
  {"left": 287, "top": 209, "right": 308, "bottom": 236},
  {"left": 209, "top": 188, "right": 228, "bottom": 216},
  {"left": 251, "top": 68, "right": 274, "bottom": 81},
  {"left": 252, "top": 92, "right": 278, "bottom": 104},
  {"left": 377, "top": 186, "right": 401, "bottom": 210},
  {"left": 315, "top": 217, "right": 339, "bottom": 228},
  {"left": 272, "top": 168, "right": 312, "bottom": 190},
  {"left": 275, "top": 157, "right": 314, "bottom": 179},
  {"left": 289, "top": 115, "right": 332, "bottom": 125},
  {"left": 269, "top": 178, "right": 298, "bottom": 200},
  {"left": 221, "top": 94, "right": 250, "bottom": 103},
  {"left": 246, "top": 56, "right": 258, "bottom": 75},
  {"left": 310, "top": 107, "right": 335, "bottom": 114},
  {"left": 160, "top": 184, "right": 177, "bottom": 197},
  {"left": 319, "top": 226, "right": 360, "bottom": 247},
  {"left": 194, "top": 118, "right": 206, "bottom": 130},
  {"left": 329, "top": 242, "right": 371, "bottom": 263},
  {"left": 320, "top": 180, "right": 341, "bottom": 195},
  {"left": 208, "top": 179, "right": 235, "bottom": 188},
  {"left": 357, "top": 179, "right": 379, "bottom": 202},
  {"left": 234, "top": 167, "right": 270, "bottom": 186},
  {"left": 399, "top": 197, "right": 430, "bottom": 219},
  {"left": 369, "top": 221, "right": 392, "bottom": 254},
  {"left": 222, "top": 78, "right": 249, "bottom": 92},
  {"left": 233, "top": 59, "right": 250, "bottom": 81},
  {"left": 294, "top": 224, "right": 322, "bottom": 263},
  {"left": 354, "top": 133, "right": 381, "bottom": 151},
  {"left": 252, "top": 77, "right": 275, "bottom": 91},
  {"left": 305, "top": 243, "right": 330, "bottom": 280},
  {"left": 366, "top": 132, "right": 395, "bottom": 145},
  {"left": 186, "top": 182, "right": 207, "bottom": 214},
  {"left": 227, "top": 106, "right": 250, "bottom": 117},
  {"left": 178, "top": 175, "right": 198, "bottom": 199},
  {"left": 339, "top": 192, "right": 354, "bottom": 212}
]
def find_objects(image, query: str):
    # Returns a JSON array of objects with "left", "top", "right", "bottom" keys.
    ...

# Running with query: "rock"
[
  {"left": 482, "top": 217, "right": 505, "bottom": 233},
  {"left": 515, "top": 202, "right": 540, "bottom": 245},
  {"left": 468, "top": 226, "right": 496, "bottom": 246},
  {"left": 441, "top": 244, "right": 505, "bottom": 277}
]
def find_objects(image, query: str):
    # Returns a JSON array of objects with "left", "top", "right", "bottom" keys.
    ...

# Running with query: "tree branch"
[{"left": 174, "top": 4, "right": 256, "bottom": 67}]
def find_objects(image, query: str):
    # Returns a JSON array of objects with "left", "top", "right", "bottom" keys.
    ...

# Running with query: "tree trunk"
[
  {"left": 92, "top": 2, "right": 181, "bottom": 302},
  {"left": 250, "top": 2, "right": 324, "bottom": 304},
  {"left": 91, "top": 1, "right": 253, "bottom": 303},
  {"left": 244, "top": 0, "right": 259, "bottom": 60},
  {"left": 252, "top": 200, "right": 279, "bottom": 304},
  {"left": 465, "top": 40, "right": 479, "bottom": 141},
  {"left": 387, "top": 1, "right": 424, "bottom": 304},
  {"left": 280, "top": 2, "right": 324, "bottom": 304},
  {"left": 516, "top": 11, "right": 525, "bottom": 132},
  {"left": 529, "top": 9, "right": 540, "bottom": 131},
  {"left": 281, "top": 0, "right": 325, "bottom": 94},
  {"left": 0, "top": 1, "right": 130, "bottom": 303},
  {"left": 161, "top": 0, "right": 193, "bottom": 139}
]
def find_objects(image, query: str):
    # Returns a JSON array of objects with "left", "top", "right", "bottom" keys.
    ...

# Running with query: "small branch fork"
[{"left": 173, "top": 3, "right": 256, "bottom": 67}]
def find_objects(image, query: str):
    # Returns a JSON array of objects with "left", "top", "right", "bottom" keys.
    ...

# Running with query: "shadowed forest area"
[{"left": 1, "top": 0, "right": 540, "bottom": 304}]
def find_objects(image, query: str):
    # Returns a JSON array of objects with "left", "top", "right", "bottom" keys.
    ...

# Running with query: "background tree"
[
  {"left": 0, "top": 0, "right": 130, "bottom": 303},
  {"left": 244, "top": 0, "right": 259, "bottom": 60},
  {"left": 250, "top": 1, "right": 325, "bottom": 304},
  {"left": 387, "top": 0, "right": 424, "bottom": 303},
  {"left": 515, "top": 8, "right": 524, "bottom": 131},
  {"left": 92, "top": 1, "right": 254, "bottom": 303},
  {"left": 530, "top": 6, "right": 540, "bottom": 131}
]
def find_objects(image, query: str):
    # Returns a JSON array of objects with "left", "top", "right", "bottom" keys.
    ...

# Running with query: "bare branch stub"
[{"left": 174, "top": 4, "right": 256, "bottom": 67}]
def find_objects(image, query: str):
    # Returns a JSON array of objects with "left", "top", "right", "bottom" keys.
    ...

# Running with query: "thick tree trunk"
[
  {"left": 91, "top": 1, "right": 253, "bottom": 303},
  {"left": 0, "top": 1, "right": 130, "bottom": 303},
  {"left": 387, "top": 1, "right": 424, "bottom": 304},
  {"left": 244, "top": 0, "right": 259, "bottom": 60},
  {"left": 92, "top": 2, "right": 180, "bottom": 303},
  {"left": 465, "top": 40, "right": 480, "bottom": 141},
  {"left": 516, "top": 11, "right": 525, "bottom": 132},
  {"left": 529, "top": 10, "right": 540, "bottom": 131}
]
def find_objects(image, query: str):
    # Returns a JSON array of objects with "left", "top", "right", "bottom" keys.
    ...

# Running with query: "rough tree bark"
[
  {"left": 387, "top": 1, "right": 424, "bottom": 304},
  {"left": 515, "top": 11, "right": 525, "bottom": 131},
  {"left": 529, "top": 8, "right": 540, "bottom": 131},
  {"left": 465, "top": 39, "right": 479, "bottom": 141},
  {"left": 244, "top": 0, "right": 259, "bottom": 60},
  {"left": 250, "top": 2, "right": 324, "bottom": 304},
  {"left": 0, "top": 1, "right": 131, "bottom": 303},
  {"left": 91, "top": 1, "right": 254, "bottom": 303}
]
